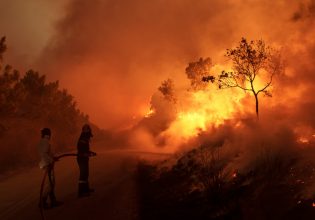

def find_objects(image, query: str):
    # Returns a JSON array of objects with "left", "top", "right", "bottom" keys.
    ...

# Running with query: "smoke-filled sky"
[{"left": 1, "top": 0, "right": 315, "bottom": 130}]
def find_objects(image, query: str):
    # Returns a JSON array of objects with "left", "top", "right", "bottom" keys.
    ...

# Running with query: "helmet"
[
  {"left": 82, "top": 124, "right": 92, "bottom": 132},
  {"left": 82, "top": 124, "right": 93, "bottom": 137},
  {"left": 82, "top": 124, "right": 91, "bottom": 132},
  {"left": 41, "top": 128, "right": 51, "bottom": 137}
]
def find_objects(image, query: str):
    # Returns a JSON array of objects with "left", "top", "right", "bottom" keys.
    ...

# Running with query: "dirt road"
[{"left": 0, "top": 148, "right": 168, "bottom": 220}]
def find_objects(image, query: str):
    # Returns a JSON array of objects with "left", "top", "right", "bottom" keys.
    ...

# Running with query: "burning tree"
[
  {"left": 203, "top": 38, "right": 283, "bottom": 118},
  {"left": 158, "top": 78, "right": 177, "bottom": 103},
  {"left": 186, "top": 57, "right": 214, "bottom": 90}
]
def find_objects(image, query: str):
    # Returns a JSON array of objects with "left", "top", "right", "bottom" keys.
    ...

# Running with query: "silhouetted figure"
[
  {"left": 37, "top": 128, "right": 62, "bottom": 208},
  {"left": 77, "top": 124, "right": 96, "bottom": 197}
]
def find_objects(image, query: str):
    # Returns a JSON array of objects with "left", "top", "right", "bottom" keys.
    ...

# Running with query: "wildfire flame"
[
  {"left": 144, "top": 108, "right": 155, "bottom": 118},
  {"left": 156, "top": 87, "right": 246, "bottom": 148},
  {"left": 295, "top": 126, "right": 315, "bottom": 146}
]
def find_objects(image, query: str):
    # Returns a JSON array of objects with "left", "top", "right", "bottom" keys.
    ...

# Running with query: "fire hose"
[{"left": 39, "top": 152, "right": 96, "bottom": 220}]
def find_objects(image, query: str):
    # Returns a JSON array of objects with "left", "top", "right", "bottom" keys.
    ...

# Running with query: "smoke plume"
[{"left": 32, "top": 0, "right": 311, "bottom": 130}]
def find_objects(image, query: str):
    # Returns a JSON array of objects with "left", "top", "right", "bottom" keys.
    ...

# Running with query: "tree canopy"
[
  {"left": 158, "top": 78, "right": 177, "bottom": 103},
  {"left": 203, "top": 38, "right": 283, "bottom": 118},
  {"left": 0, "top": 36, "right": 89, "bottom": 172},
  {"left": 186, "top": 57, "right": 213, "bottom": 90}
]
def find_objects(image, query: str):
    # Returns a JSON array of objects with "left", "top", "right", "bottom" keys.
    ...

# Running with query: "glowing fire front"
[{"left": 158, "top": 87, "right": 245, "bottom": 147}]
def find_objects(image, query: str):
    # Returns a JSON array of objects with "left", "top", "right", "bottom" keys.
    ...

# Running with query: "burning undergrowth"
[
  {"left": 128, "top": 78, "right": 246, "bottom": 153},
  {"left": 135, "top": 36, "right": 315, "bottom": 219},
  {"left": 135, "top": 88, "right": 315, "bottom": 218},
  {"left": 137, "top": 116, "right": 315, "bottom": 219}
]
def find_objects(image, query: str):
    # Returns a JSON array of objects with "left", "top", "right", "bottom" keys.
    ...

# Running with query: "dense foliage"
[{"left": 0, "top": 37, "right": 89, "bottom": 173}]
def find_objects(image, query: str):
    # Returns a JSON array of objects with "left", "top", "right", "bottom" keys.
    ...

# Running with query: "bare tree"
[{"left": 204, "top": 38, "right": 283, "bottom": 118}]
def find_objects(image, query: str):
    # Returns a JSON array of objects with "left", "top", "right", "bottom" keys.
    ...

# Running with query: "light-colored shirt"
[{"left": 37, "top": 138, "right": 54, "bottom": 169}]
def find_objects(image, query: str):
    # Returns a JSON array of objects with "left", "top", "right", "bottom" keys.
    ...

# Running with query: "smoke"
[
  {"left": 0, "top": 0, "right": 67, "bottom": 71},
  {"left": 3, "top": 0, "right": 315, "bottom": 152},
  {"left": 31, "top": 0, "right": 306, "bottom": 130},
  {"left": 2, "top": 0, "right": 315, "bottom": 201},
  {"left": 120, "top": 1, "right": 315, "bottom": 199}
]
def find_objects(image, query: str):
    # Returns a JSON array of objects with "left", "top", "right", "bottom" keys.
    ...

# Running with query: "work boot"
[
  {"left": 78, "top": 190, "right": 90, "bottom": 197},
  {"left": 50, "top": 200, "right": 63, "bottom": 208},
  {"left": 78, "top": 182, "right": 90, "bottom": 197},
  {"left": 87, "top": 182, "right": 95, "bottom": 193},
  {"left": 78, "top": 191, "right": 90, "bottom": 197},
  {"left": 49, "top": 192, "right": 63, "bottom": 208},
  {"left": 38, "top": 199, "right": 50, "bottom": 209}
]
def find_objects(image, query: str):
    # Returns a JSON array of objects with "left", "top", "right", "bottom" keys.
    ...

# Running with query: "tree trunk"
[{"left": 254, "top": 94, "right": 259, "bottom": 119}]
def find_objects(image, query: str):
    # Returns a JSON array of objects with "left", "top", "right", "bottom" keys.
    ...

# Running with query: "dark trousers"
[{"left": 77, "top": 157, "right": 90, "bottom": 193}]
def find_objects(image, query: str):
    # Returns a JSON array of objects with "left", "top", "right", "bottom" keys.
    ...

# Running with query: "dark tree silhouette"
[
  {"left": 0, "top": 36, "right": 6, "bottom": 67},
  {"left": 0, "top": 65, "right": 20, "bottom": 116},
  {"left": 158, "top": 78, "right": 177, "bottom": 103},
  {"left": 0, "top": 37, "right": 20, "bottom": 116},
  {"left": 0, "top": 36, "right": 92, "bottom": 172},
  {"left": 186, "top": 57, "right": 214, "bottom": 90},
  {"left": 204, "top": 38, "right": 283, "bottom": 118}
]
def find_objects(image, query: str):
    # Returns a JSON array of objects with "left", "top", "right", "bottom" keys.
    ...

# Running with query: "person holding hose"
[
  {"left": 77, "top": 124, "right": 96, "bottom": 197},
  {"left": 37, "top": 128, "right": 62, "bottom": 208}
]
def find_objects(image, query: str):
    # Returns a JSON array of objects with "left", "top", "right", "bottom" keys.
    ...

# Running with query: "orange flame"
[
  {"left": 144, "top": 108, "right": 155, "bottom": 118},
  {"left": 159, "top": 86, "right": 245, "bottom": 148}
]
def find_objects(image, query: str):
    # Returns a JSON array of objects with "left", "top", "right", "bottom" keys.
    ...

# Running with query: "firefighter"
[
  {"left": 38, "top": 128, "right": 62, "bottom": 208},
  {"left": 77, "top": 124, "right": 96, "bottom": 197}
]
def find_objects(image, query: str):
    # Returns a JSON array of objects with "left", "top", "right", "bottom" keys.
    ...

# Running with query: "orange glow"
[
  {"left": 144, "top": 108, "right": 155, "bottom": 118},
  {"left": 295, "top": 126, "right": 315, "bottom": 146},
  {"left": 159, "top": 86, "right": 245, "bottom": 147},
  {"left": 298, "top": 137, "right": 309, "bottom": 144},
  {"left": 298, "top": 137, "right": 310, "bottom": 144}
]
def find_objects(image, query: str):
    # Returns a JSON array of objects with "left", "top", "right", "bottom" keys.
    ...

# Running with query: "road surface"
[{"left": 0, "top": 147, "right": 169, "bottom": 220}]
